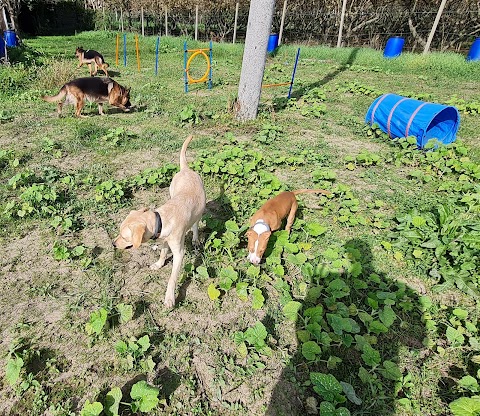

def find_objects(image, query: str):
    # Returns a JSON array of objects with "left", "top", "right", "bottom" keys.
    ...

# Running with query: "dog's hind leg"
[
  {"left": 88, "top": 63, "right": 93, "bottom": 76},
  {"left": 56, "top": 102, "right": 63, "bottom": 117},
  {"left": 75, "top": 100, "right": 86, "bottom": 118},
  {"left": 163, "top": 239, "right": 185, "bottom": 308},
  {"left": 285, "top": 199, "right": 298, "bottom": 234},
  {"left": 98, "top": 103, "right": 105, "bottom": 115},
  {"left": 191, "top": 221, "right": 201, "bottom": 251},
  {"left": 102, "top": 64, "right": 109, "bottom": 77}
]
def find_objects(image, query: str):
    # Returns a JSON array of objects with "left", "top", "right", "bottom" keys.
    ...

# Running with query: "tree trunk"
[{"left": 235, "top": 0, "right": 276, "bottom": 121}]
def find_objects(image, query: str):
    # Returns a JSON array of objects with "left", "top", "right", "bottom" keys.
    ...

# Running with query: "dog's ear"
[
  {"left": 130, "top": 223, "right": 146, "bottom": 249},
  {"left": 107, "top": 81, "right": 115, "bottom": 94}
]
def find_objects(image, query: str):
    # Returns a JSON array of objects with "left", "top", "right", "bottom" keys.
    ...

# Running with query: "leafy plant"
[{"left": 115, "top": 335, "right": 155, "bottom": 372}]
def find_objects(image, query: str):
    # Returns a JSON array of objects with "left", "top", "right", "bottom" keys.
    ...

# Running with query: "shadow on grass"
[
  {"left": 265, "top": 237, "right": 426, "bottom": 415},
  {"left": 273, "top": 47, "right": 360, "bottom": 111}
]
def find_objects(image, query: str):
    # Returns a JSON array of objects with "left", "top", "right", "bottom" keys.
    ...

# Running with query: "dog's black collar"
[{"left": 152, "top": 211, "right": 162, "bottom": 239}]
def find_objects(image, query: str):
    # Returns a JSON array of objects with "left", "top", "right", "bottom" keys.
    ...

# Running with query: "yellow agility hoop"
[{"left": 186, "top": 50, "right": 210, "bottom": 84}]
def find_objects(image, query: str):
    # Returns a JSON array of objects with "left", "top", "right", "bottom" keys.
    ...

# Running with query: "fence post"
[
  {"left": 165, "top": 7, "right": 168, "bottom": 36},
  {"left": 195, "top": 5, "right": 199, "bottom": 41},
  {"left": 423, "top": 0, "right": 447, "bottom": 54},
  {"left": 233, "top": 2, "right": 239, "bottom": 44},
  {"left": 141, "top": 7, "right": 144, "bottom": 37},
  {"left": 337, "top": 0, "right": 347, "bottom": 47},
  {"left": 278, "top": 0, "right": 287, "bottom": 46},
  {"left": 120, "top": 7, "right": 124, "bottom": 32}
]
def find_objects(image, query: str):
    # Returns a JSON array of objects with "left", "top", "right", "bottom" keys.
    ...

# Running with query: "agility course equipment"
[
  {"left": 262, "top": 47, "right": 300, "bottom": 99},
  {"left": 467, "top": 37, "right": 480, "bottom": 61},
  {"left": 267, "top": 33, "right": 279, "bottom": 53},
  {"left": 365, "top": 93, "right": 460, "bottom": 148},
  {"left": 114, "top": 33, "right": 141, "bottom": 71},
  {"left": 155, "top": 36, "right": 160, "bottom": 75},
  {"left": 183, "top": 41, "right": 213, "bottom": 93},
  {"left": 384, "top": 37, "right": 404, "bottom": 58}
]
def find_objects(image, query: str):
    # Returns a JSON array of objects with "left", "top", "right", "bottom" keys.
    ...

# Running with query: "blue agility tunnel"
[{"left": 365, "top": 94, "right": 460, "bottom": 148}]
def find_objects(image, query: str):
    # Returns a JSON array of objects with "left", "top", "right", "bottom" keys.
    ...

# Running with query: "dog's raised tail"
[
  {"left": 180, "top": 135, "right": 194, "bottom": 170},
  {"left": 292, "top": 189, "right": 331, "bottom": 196},
  {"left": 42, "top": 86, "right": 67, "bottom": 103}
]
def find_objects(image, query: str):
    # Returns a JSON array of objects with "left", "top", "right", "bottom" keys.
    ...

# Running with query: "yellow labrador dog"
[{"left": 113, "top": 135, "right": 206, "bottom": 307}]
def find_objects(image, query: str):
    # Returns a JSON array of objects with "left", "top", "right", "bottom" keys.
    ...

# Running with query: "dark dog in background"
[
  {"left": 42, "top": 77, "right": 131, "bottom": 118},
  {"left": 75, "top": 47, "right": 109, "bottom": 77}
]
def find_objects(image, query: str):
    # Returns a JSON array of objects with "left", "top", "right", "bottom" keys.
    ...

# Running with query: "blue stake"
[
  {"left": 183, "top": 41, "right": 188, "bottom": 93},
  {"left": 288, "top": 48, "right": 301, "bottom": 99},
  {"left": 208, "top": 40, "right": 213, "bottom": 90},
  {"left": 123, "top": 33, "right": 127, "bottom": 67},
  {"left": 155, "top": 36, "right": 160, "bottom": 75}
]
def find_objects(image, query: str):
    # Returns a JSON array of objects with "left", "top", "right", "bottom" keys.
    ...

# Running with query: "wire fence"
[{"left": 100, "top": 6, "right": 480, "bottom": 53}]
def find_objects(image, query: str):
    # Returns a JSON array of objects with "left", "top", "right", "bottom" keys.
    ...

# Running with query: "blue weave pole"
[
  {"left": 288, "top": 48, "right": 300, "bottom": 99},
  {"left": 208, "top": 40, "right": 213, "bottom": 90},
  {"left": 155, "top": 36, "right": 160, "bottom": 75},
  {"left": 183, "top": 41, "right": 188, "bottom": 93}
]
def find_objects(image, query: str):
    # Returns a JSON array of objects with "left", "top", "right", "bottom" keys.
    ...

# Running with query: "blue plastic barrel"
[
  {"left": 384, "top": 37, "right": 404, "bottom": 58},
  {"left": 267, "top": 33, "right": 279, "bottom": 53},
  {"left": 467, "top": 38, "right": 480, "bottom": 61},
  {"left": 0, "top": 39, "right": 4, "bottom": 58},
  {"left": 4, "top": 30, "right": 17, "bottom": 47},
  {"left": 365, "top": 94, "right": 460, "bottom": 148}
]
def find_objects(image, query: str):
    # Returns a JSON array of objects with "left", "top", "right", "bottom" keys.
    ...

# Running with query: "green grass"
[{"left": 0, "top": 31, "right": 479, "bottom": 416}]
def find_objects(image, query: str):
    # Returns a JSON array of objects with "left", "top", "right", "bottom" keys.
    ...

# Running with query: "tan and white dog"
[
  {"left": 246, "top": 189, "right": 331, "bottom": 265},
  {"left": 113, "top": 135, "right": 206, "bottom": 307}
]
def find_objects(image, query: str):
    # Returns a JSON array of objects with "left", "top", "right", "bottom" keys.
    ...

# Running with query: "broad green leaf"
[
  {"left": 446, "top": 326, "right": 465, "bottom": 346},
  {"left": 302, "top": 340, "right": 321, "bottom": 360},
  {"left": 225, "top": 220, "right": 239, "bottom": 232},
  {"left": 379, "top": 360, "right": 402, "bottom": 381},
  {"left": 412, "top": 216, "right": 426, "bottom": 227},
  {"left": 196, "top": 266, "right": 209, "bottom": 279},
  {"left": 361, "top": 344, "right": 381, "bottom": 367},
  {"left": 115, "top": 340, "right": 128, "bottom": 354},
  {"left": 247, "top": 265, "right": 260, "bottom": 278},
  {"left": 458, "top": 375, "right": 480, "bottom": 393},
  {"left": 116, "top": 303, "right": 133, "bottom": 324},
  {"left": 378, "top": 305, "right": 397, "bottom": 328},
  {"left": 245, "top": 322, "right": 268, "bottom": 347},
  {"left": 85, "top": 308, "right": 108, "bottom": 336},
  {"left": 449, "top": 397, "right": 480, "bottom": 416},
  {"left": 310, "top": 372, "right": 344, "bottom": 402},
  {"left": 105, "top": 387, "right": 122, "bottom": 416},
  {"left": 130, "top": 380, "right": 159, "bottom": 412},
  {"left": 236, "top": 282, "right": 249, "bottom": 302},
  {"left": 340, "top": 381, "right": 362, "bottom": 405},
  {"left": 306, "top": 222, "right": 327, "bottom": 236},
  {"left": 6, "top": 356, "right": 23, "bottom": 385},
  {"left": 236, "top": 342, "right": 248, "bottom": 358},
  {"left": 80, "top": 400, "right": 103, "bottom": 416},
  {"left": 207, "top": 283, "right": 221, "bottom": 300},
  {"left": 319, "top": 401, "right": 336, "bottom": 415},
  {"left": 283, "top": 301, "right": 302, "bottom": 322},
  {"left": 137, "top": 335, "right": 150, "bottom": 353},
  {"left": 251, "top": 288, "right": 265, "bottom": 310},
  {"left": 453, "top": 308, "right": 468, "bottom": 320},
  {"left": 368, "top": 320, "right": 388, "bottom": 334},
  {"left": 304, "top": 306, "right": 324, "bottom": 323}
]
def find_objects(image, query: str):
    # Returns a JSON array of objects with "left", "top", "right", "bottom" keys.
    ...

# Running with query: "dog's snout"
[{"left": 112, "top": 240, "right": 117, "bottom": 248}]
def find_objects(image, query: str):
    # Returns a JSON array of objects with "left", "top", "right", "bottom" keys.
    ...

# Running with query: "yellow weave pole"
[
  {"left": 135, "top": 34, "right": 140, "bottom": 71},
  {"left": 262, "top": 82, "right": 291, "bottom": 88},
  {"left": 115, "top": 34, "right": 119, "bottom": 66}
]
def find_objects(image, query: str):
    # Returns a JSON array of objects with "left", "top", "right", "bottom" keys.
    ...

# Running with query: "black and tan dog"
[
  {"left": 75, "top": 47, "right": 109, "bottom": 77},
  {"left": 42, "top": 77, "right": 131, "bottom": 118}
]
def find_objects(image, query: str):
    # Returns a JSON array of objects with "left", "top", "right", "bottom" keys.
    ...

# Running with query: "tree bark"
[{"left": 235, "top": 0, "right": 275, "bottom": 121}]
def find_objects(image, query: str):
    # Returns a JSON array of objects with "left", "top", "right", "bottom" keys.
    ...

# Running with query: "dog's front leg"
[
  {"left": 150, "top": 241, "right": 169, "bottom": 270},
  {"left": 164, "top": 240, "right": 185, "bottom": 308},
  {"left": 98, "top": 103, "right": 105, "bottom": 116}
]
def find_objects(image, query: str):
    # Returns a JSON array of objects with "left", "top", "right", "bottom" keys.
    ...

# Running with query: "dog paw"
[
  {"left": 164, "top": 295, "right": 175, "bottom": 308},
  {"left": 150, "top": 262, "right": 163, "bottom": 270},
  {"left": 152, "top": 245, "right": 158, "bottom": 251}
]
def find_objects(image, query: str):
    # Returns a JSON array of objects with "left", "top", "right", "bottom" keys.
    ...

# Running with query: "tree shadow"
[{"left": 266, "top": 237, "right": 426, "bottom": 415}]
